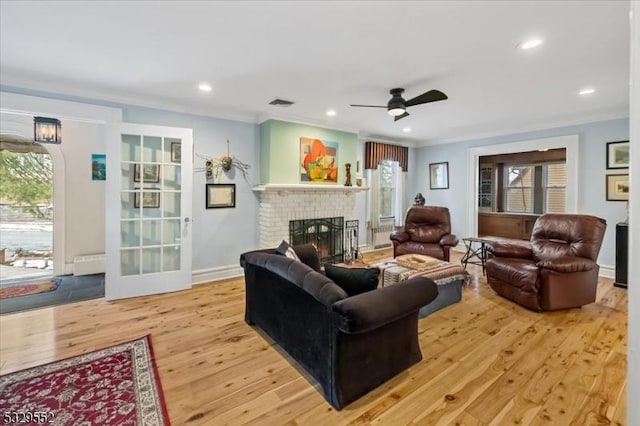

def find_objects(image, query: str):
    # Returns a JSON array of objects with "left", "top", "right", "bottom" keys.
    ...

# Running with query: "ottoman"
[{"left": 376, "top": 259, "right": 469, "bottom": 318}]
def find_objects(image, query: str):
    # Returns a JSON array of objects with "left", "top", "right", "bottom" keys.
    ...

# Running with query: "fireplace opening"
[{"left": 289, "top": 217, "right": 344, "bottom": 264}]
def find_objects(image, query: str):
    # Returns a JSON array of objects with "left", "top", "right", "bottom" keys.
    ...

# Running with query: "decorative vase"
[{"left": 345, "top": 163, "right": 352, "bottom": 186}]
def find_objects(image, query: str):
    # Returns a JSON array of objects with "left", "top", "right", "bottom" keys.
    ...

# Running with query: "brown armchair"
[
  {"left": 390, "top": 206, "right": 459, "bottom": 261},
  {"left": 485, "top": 214, "right": 606, "bottom": 312}
]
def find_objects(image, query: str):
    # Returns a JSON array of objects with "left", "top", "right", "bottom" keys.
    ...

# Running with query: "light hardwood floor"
[{"left": 0, "top": 250, "right": 627, "bottom": 425}]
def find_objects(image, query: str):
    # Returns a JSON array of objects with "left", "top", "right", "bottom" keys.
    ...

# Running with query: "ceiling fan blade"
[
  {"left": 394, "top": 112, "right": 410, "bottom": 122},
  {"left": 349, "top": 104, "right": 388, "bottom": 108},
  {"left": 405, "top": 90, "right": 448, "bottom": 107}
]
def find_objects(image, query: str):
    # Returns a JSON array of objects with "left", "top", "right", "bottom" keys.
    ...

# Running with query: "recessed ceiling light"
[
  {"left": 519, "top": 39, "right": 543, "bottom": 50},
  {"left": 199, "top": 83, "right": 212, "bottom": 92},
  {"left": 579, "top": 88, "right": 596, "bottom": 95},
  {"left": 402, "top": 127, "right": 411, "bottom": 133},
  {"left": 326, "top": 109, "right": 336, "bottom": 116}
]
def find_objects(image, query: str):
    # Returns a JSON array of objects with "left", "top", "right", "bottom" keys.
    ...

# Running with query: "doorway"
[
  {"left": 0, "top": 130, "right": 54, "bottom": 285},
  {"left": 465, "top": 135, "right": 579, "bottom": 238}
]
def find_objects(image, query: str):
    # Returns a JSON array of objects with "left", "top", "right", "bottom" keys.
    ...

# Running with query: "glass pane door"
[
  {"left": 106, "top": 123, "right": 192, "bottom": 300},
  {"left": 120, "top": 134, "right": 182, "bottom": 277}
]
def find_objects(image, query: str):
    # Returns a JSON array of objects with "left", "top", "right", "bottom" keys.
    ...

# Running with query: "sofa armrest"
[
  {"left": 390, "top": 231, "right": 410, "bottom": 244},
  {"left": 537, "top": 256, "right": 596, "bottom": 273},
  {"left": 440, "top": 234, "right": 459, "bottom": 247},
  {"left": 487, "top": 240, "right": 533, "bottom": 259},
  {"left": 332, "top": 277, "right": 438, "bottom": 334}
]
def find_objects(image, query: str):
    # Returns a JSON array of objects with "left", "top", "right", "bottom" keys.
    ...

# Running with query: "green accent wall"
[{"left": 259, "top": 119, "right": 358, "bottom": 184}]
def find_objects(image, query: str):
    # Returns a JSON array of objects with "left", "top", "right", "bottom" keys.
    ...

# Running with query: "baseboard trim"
[
  {"left": 64, "top": 262, "right": 74, "bottom": 275},
  {"left": 192, "top": 264, "right": 244, "bottom": 285},
  {"left": 599, "top": 264, "right": 614, "bottom": 279},
  {"left": 452, "top": 243, "right": 466, "bottom": 253}
]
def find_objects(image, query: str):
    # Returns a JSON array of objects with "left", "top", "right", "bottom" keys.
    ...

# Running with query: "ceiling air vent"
[{"left": 269, "top": 98, "right": 295, "bottom": 107}]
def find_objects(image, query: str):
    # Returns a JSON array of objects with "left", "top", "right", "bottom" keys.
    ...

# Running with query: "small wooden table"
[{"left": 461, "top": 237, "right": 491, "bottom": 275}]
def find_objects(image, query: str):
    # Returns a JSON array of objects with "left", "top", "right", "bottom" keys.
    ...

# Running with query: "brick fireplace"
[{"left": 252, "top": 184, "right": 367, "bottom": 257}]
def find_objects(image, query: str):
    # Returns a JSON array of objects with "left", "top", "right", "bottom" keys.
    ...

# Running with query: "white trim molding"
[
  {"left": 192, "top": 265, "right": 244, "bottom": 285},
  {"left": 465, "top": 135, "right": 579, "bottom": 238}
]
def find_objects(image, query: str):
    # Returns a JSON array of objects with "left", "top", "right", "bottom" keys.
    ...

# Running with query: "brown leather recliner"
[
  {"left": 485, "top": 214, "right": 607, "bottom": 312},
  {"left": 390, "top": 206, "right": 459, "bottom": 261}
]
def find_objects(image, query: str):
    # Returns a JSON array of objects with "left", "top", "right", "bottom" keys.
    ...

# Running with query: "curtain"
[
  {"left": 365, "top": 141, "right": 408, "bottom": 171},
  {"left": 369, "top": 168, "right": 381, "bottom": 230},
  {"left": 393, "top": 163, "right": 406, "bottom": 227}
]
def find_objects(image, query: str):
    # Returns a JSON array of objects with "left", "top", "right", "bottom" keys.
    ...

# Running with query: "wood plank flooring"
[{"left": 0, "top": 250, "right": 627, "bottom": 425}]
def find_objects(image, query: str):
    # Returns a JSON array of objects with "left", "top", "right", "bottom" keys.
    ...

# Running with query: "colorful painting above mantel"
[{"left": 300, "top": 137, "right": 338, "bottom": 183}]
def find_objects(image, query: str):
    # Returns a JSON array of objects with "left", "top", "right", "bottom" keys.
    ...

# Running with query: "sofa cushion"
[
  {"left": 324, "top": 265, "right": 380, "bottom": 296},
  {"left": 276, "top": 240, "right": 301, "bottom": 262},
  {"left": 394, "top": 241, "right": 445, "bottom": 260}
]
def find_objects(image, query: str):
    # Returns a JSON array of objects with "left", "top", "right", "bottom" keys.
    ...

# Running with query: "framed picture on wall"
[
  {"left": 606, "top": 174, "right": 629, "bottom": 201},
  {"left": 133, "top": 164, "right": 160, "bottom": 183},
  {"left": 606, "top": 141, "right": 629, "bottom": 169},
  {"left": 429, "top": 162, "right": 449, "bottom": 190},
  {"left": 206, "top": 183, "right": 236, "bottom": 208}
]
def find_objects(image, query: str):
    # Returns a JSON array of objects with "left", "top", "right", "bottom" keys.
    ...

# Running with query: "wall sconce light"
[{"left": 34, "top": 116, "right": 62, "bottom": 144}]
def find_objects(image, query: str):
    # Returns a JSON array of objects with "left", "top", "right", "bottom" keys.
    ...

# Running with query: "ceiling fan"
[{"left": 350, "top": 88, "right": 448, "bottom": 121}]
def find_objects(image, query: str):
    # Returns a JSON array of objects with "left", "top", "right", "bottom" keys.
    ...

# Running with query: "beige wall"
[{"left": 59, "top": 121, "right": 106, "bottom": 265}]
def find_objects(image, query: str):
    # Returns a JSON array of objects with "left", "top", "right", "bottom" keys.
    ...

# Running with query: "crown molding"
[
  {"left": 1, "top": 76, "right": 260, "bottom": 124},
  {"left": 257, "top": 112, "right": 361, "bottom": 135},
  {"left": 414, "top": 110, "right": 630, "bottom": 147}
]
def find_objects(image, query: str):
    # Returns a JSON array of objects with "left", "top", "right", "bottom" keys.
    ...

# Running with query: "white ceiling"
[{"left": 0, "top": 1, "right": 630, "bottom": 145}]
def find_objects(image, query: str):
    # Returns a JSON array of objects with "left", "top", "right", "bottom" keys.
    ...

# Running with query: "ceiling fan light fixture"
[{"left": 388, "top": 107, "right": 406, "bottom": 116}]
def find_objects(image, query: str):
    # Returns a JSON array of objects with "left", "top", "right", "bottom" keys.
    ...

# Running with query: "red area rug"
[
  {"left": 0, "top": 281, "right": 58, "bottom": 300},
  {"left": 0, "top": 335, "right": 170, "bottom": 425}
]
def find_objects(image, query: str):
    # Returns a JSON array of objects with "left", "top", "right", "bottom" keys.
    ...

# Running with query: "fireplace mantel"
[{"left": 252, "top": 184, "right": 368, "bottom": 193}]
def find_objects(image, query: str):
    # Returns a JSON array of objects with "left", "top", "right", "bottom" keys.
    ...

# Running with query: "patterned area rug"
[
  {"left": 0, "top": 335, "right": 170, "bottom": 425},
  {"left": 0, "top": 280, "right": 58, "bottom": 300}
]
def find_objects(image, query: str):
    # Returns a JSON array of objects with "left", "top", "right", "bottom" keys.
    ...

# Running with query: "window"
[
  {"left": 544, "top": 162, "right": 567, "bottom": 213},
  {"left": 503, "top": 162, "right": 566, "bottom": 214},
  {"left": 504, "top": 162, "right": 567, "bottom": 214},
  {"left": 505, "top": 165, "right": 533, "bottom": 213},
  {"left": 478, "top": 165, "right": 493, "bottom": 209},
  {"left": 379, "top": 160, "right": 397, "bottom": 218}
]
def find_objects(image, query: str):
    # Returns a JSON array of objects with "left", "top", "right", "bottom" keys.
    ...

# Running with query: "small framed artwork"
[
  {"left": 133, "top": 164, "right": 160, "bottom": 183},
  {"left": 134, "top": 189, "right": 161, "bottom": 208},
  {"left": 171, "top": 142, "right": 181, "bottom": 163},
  {"left": 606, "top": 174, "right": 629, "bottom": 201},
  {"left": 206, "top": 183, "right": 236, "bottom": 209},
  {"left": 91, "top": 153, "right": 106, "bottom": 181},
  {"left": 606, "top": 141, "right": 629, "bottom": 169},
  {"left": 429, "top": 162, "right": 449, "bottom": 190}
]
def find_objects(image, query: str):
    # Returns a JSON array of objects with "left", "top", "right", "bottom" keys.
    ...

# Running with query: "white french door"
[{"left": 105, "top": 123, "right": 193, "bottom": 300}]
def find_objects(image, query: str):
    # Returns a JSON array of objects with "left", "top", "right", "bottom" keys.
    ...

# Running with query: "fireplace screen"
[{"left": 289, "top": 217, "right": 344, "bottom": 264}]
